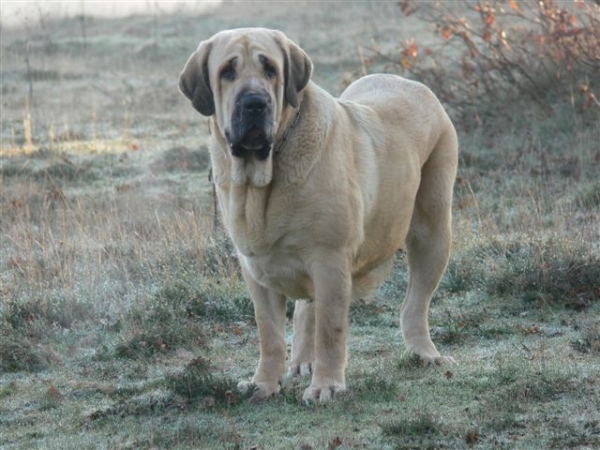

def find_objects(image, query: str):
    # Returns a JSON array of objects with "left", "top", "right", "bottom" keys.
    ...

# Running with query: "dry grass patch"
[{"left": 1, "top": 3, "right": 600, "bottom": 450}]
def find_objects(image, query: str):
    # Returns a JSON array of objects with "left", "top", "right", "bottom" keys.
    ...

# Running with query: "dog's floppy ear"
[
  {"left": 277, "top": 34, "right": 312, "bottom": 108},
  {"left": 179, "top": 40, "right": 214, "bottom": 116}
]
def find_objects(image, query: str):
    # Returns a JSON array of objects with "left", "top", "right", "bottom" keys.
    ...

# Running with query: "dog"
[{"left": 179, "top": 28, "right": 458, "bottom": 403}]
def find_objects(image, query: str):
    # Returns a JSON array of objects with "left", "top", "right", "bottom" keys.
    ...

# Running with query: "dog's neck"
[{"left": 273, "top": 101, "right": 302, "bottom": 154}]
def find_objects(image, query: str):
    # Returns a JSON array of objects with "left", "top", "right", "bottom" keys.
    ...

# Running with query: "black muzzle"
[{"left": 227, "top": 91, "right": 274, "bottom": 160}]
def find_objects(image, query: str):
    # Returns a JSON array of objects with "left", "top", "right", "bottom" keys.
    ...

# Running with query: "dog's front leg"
[
  {"left": 237, "top": 267, "right": 287, "bottom": 403},
  {"left": 302, "top": 255, "right": 351, "bottom": 403}
]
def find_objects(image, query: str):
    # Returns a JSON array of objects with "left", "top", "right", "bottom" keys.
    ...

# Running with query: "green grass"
[{"left": 2, "top": 2, "right": 600, "bottom": 449}]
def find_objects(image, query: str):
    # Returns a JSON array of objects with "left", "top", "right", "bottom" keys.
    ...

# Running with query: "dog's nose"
[{"left": 240, "top": 92, "right": 270, "bottom": 113}]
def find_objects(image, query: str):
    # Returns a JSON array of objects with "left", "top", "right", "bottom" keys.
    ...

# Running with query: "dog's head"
[{"left": 179, "top": 28, "right": 312, "bottom": 185}]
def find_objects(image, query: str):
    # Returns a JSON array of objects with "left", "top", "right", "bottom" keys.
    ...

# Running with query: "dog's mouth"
[
  {"left": 226, "top": 123, "right": 275, "bottom": 187},
  {"left": 226, "top": 90, "right": 275, "bottom": 161},
  {"left": 227, "top": 124, "right": 273, "bottom": 162}
]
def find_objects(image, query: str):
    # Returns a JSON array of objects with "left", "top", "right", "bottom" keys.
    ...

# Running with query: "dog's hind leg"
[
  {"left": 401, "top": 127, "right": 458, "bottom": 365},
  {"left": 289, "top": 300, "right": 315, "bottom": 377}
]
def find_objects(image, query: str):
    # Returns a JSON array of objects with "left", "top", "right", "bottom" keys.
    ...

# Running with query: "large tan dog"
[{"left": 180, "top": 28, "right": 458, "bottom": 403}]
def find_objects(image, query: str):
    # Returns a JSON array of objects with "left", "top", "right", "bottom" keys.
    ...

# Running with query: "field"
[{"left": 1, "top": 2, "right": 600, "bottom": 449}]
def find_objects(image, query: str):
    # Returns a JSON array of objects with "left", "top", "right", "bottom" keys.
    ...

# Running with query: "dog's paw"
[
  {"left": 430, "top": 354, "right": 456, "bottom": 365},
  {"left": 414, "top": 353, "right": 457, "bottom": 366},
  {"left": 404, "top": 337, "right": 457, "bottom": 366},
  {"left": 237, "top": 380, "right": 279, "bottom": 404},
  {"left": 288, "top": 360, "right": 313, "bottom": 377},
  {"left": 302, "top": 380, "right": 346, "bottom": 404},
  {"left": 405, "top": 349, "right": 457, "bottom": 366}
]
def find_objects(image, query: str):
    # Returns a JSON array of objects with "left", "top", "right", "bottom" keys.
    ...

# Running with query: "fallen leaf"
[
  {"left": 328, "top": 437, "right": 342, "bottom": 449},
  {"left": 441, "top": 27, "right": 453, "bottom": 40},
  {"left": 464, "top": 429, "right": 480, "bottom": 445},
  {"left": 46, "top": 384, "right": 62, "bottom": 399},
  {"left": 225, "top": 390, "right": 238, "bottom": 405},
  {"left": 403, "top": 41, "right": 418, "bottom": 59}
]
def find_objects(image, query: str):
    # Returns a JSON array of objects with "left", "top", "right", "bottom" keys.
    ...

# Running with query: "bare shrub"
[
  {"left": 167, "top": 357, "right": 241, "bottom": 406},
  {"left": 444, "top": 238, "right": 600, "bottom": 309},
  {"left": 365, "top": 0, "right": 600, "bottom": 122},
  {"left": 0, "top": 324, "right": 51, "bottom": 373}
]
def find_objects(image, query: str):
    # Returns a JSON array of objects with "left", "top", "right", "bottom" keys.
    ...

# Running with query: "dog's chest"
[
  {"left": 217, "top": 183, "right": 315, "bottom": 298},
  {"left": 241, "top": 252, "right": 314, "bottom": 299}
]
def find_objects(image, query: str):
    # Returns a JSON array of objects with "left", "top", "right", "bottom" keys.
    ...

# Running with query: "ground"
[{"left": 1, "top": 2, "right": 599, "bottom": 449}]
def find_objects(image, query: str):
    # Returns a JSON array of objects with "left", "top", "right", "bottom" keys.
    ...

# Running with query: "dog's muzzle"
[{"left": 227, "top": 91, "right": 274, "bottom": 161}]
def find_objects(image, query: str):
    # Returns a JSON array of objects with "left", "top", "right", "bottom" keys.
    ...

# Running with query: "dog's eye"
[
  {"left": 264, "top": 62, "right": 277, "bottom": 79},
  {"left": 259, "top": 55, "right": 277, "bottom": 79},
  {"left": 220, "top": 65, "right": 236, "bottom": 81}
]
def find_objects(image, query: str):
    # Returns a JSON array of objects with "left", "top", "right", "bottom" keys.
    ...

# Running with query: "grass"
[{"left": 2, "top": 2, "right": 600, "bottom": 449}]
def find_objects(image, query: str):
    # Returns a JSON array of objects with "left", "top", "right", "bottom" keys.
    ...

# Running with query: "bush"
[
  {"left": 445, "top": 238, "right": 600, "bottom": 309},
  {"left": 115, "top": 297, "right": 207, "bottom": 360},
  {"left": 0, "top": 325, "right": 50, "bottom": 373},
  {"left": 167, "top": 357, "right": 240, "bottom": 406},
  {"left": 574, "top": 182, "right": 600, "bottom": 210},
  {"left": 381, "top": 412, "right": 450, "bottom": 448},
  {"left": 114, "top": 278, "right": 254, "bottom": 360},
  {"left": 364, "top": 0, "right": 600, "bottom": 122}
]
